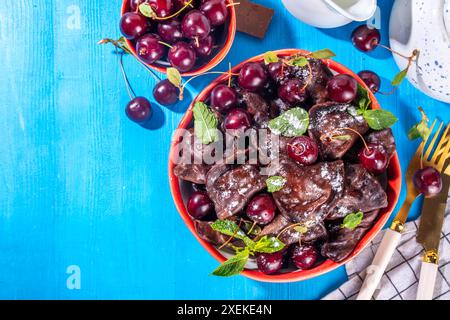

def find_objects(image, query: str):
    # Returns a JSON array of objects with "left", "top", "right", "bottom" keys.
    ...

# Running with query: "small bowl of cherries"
[{"left": 120, "top": 0, "right": 237, "bottom": 76}]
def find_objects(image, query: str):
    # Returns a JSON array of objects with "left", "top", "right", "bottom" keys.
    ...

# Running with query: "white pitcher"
[{"left": 281, "top": 0, "right": 378, "bottom": 28}]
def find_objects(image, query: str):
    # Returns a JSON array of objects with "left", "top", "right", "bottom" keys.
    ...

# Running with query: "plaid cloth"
[{"left": 323, "top": 208, "right": 450, "bottom": 300}]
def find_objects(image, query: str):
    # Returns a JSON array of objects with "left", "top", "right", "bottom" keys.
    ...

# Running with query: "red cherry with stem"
[
  {"left": 223, "top": 108, "right": 252, "bottom": 130},
  {"left": 358, "top": 70, "right": 381, "bottom": 93},
  {"left": 246, "top": 194, "right": 276, "bottom": 225},
  {"left": 413, "top": 166, "right": 443, "bottom": 197},
  {"left": 256, "top": 252, "right": 283, "bottom": 275},
  {"left": 157, "top": 19, "right": 184, "bottom": 44},
  {"left": 191, "top": 35, "right": 214, "bottom": 57},
  {"left": 267, "top": 62, "right": 283, "bottom": 82},
  {"left": 292, "top": 245, "right": 318, "bottom": 270},
  {"left": 238, "top": 62, "right": 268, "bottom": 92},
  {"left": 187, "top": 191, "right": 214, "bottom": 219},
  {"left": 148, "top": 0, "right": 174, "bottom": 18},
  {"left": 120, "top": 12, "right": 149, "bottom": 40},
  {"left": 351, "top": 25, "right": 381, "bottom": 52},
  {"left": 201, "top": 0, "right": 229, "bottom": 27},
  {"left": 136, "top": 34, "right": 165, "bottom": 64},
  {"left": 327, "top": 74, "right": 358, "bottom": 103},
  {"left": 278, "top": 79, "right": 307, "bottom": 104},
  {"left": 358, "top": 143, "right": 389, "bottom": 174},
  {"left": 153, "top": 79, "right": 179, "bottom": 106},
  {"left": 287, "top": 136, "right": 319, "bottom": 165},
  {"left": 168, "top": 42, "right": 197, "bottom": 73},
  {"left": 126, "top": 97, "right": 153, "bottom": 123},
  {"left": 210, "top": 84, "right": 237, "bottom": 113},
  {"left": 181, "top": 10, "right": 211, "bottom": 40}
]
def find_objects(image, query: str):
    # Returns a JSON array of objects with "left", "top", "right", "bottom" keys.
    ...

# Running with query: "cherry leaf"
[
  {"left": 263, "top": 51, "right": 279, "bottom": 64},
  {"left": 391, "top": 68, "right": 408, "bottom": 86},
  {"left": 139, "top": 3, "right": 157, "bottom": 18},
  {"left": 167, "top": 67, "right": 182, "bottom": 88},
  {"left": 310, "top": 48, "right": 336, "bottom": 59}
]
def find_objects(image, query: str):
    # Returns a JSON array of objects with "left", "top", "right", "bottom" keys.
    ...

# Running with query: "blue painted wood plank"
[{"left": 0, "top": 0, "right": 448, "bottom": 299}]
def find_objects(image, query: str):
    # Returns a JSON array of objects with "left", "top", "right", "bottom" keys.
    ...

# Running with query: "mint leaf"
[
  {"left": 268, "top": 107, "right": 309, "bottom": 137},
  {"left": 356, "top": 83, "right": 371, "bottom": 112},
  {"left": 266, "top": 176, "right": 286, "bottom": 193},
  {"left": 167, "top": 68, "right": 182, "bottom": 88},
  {"left": 210, "top": 220, "right": 254, "bottom": 247},
  {"left": 263, "top": 51, "right": 279, "bottom": 64},
  {"left": 139, "top": 3, "right": 157, "bottom": 18},
  {"left": 253, "top": 236, "right": 285, "bottom": 253},
  {"left": 363, "top": 109, "right": 398, "bottom": 130},
  {"left": 211, "top": 249, "right": 249, "bottom": 277},
  {"left": 310, "top": 48, "right": 336, "bottom": 59},
  {"left": 291, "top": 56, "right": 308, "bottom": 67},
  {"left": 392, "top": 68, "right": 408, "bottom": 86},
  {"left": 242, "top": 221, "right": 261, "bottom": 236},
  {"left": 341, "top": 211, "right": 364, "bottom": 230},
  {"left": 408, "top": 107, "right": 430, "bottom": 141},
  {"left": 193, "top": 102, "right": 219, "bottom": 144}
]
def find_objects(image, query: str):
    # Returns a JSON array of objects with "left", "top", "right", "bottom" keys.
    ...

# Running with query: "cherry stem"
[
  {"left": 226, "top": 0, "right": 241, "bottom": 7},
  {"left": 228, "top": 62, "right": 232, "bottom": 87},
  {"left": 179, "top": 70, "right": 239, "bottom": 100},
  {"left": 218, "top": 219, "right": 243, "bottom": 250},
  {"left": 247, "top": 221, "right": 257, "bottom": 236},
  {"left": 116, "top": 48, "right": 136, "bottom": 100},
  {"left": 158, "top": 41, "right": 173, "bottom": 49},
  {"left": 152, "top": 0, "right": 194, "bottom": 21},
  {"left": 277, "top": 223, "right": 304, "bottom": 240},
  {"left": 343, "top": 127, "right": 369, "bottom": 151}
]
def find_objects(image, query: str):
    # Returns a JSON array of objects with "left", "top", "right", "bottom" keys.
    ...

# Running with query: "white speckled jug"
[
  {"left": 281, "top": 0, "right": 377, "bottom": 28},
  {"left": 390, "top": 0, "right": 450, "bottom": 103}
]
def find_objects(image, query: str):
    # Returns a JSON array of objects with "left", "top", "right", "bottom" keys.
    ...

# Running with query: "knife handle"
[
  {"left": 357, "top": 228, "right": 402, "bottom": 300},
  {"left": 416, "top": 251, "right": 439, "bottom": 300}
]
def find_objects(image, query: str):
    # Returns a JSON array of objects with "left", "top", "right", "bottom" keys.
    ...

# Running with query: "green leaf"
[
  {"left": 391, "top": 68, "right": 408, "bottom": 86},
  {"left": 310, "top": 48, "right": 336, "bottom": 59},
  {"left": 139, "top": 3, "right": 157, "bottom": 18},
  {"left": 408, "top": 107, "right": 430, "bottom": 141},
  {"left": 341, "top": 211, "right": 364, "bottom": 230},
  {"left": 210, "top": 220, "right": 254, "bottom": 247},
  {"left": 363, "top": 109, "right": 398, "bottom": 130},
  {"left": 211, "top": 249, "right": 249, "bottom": 277},
  {"left": 193, "top": 102, "right": 219, "bottom": 144},
  {"left": 167, "top": 67, "right": 182, "bottom": 88},
  {"left": 117, "top": 36, "right": 133, "bottom": 54},
  {"left": 356, "top": 83, "right": 371, "bottom": 112},
  {"left": 268, "top": 107, "right": 309, "bottom": 137},
  {"left": 263, "top": 51, "right": 279, "bottom": 64},
  {"left": 266, "top": 176, "right": 286, "bottom": 193},
  {"left": 294, "top": 225, "right": 308, "bottom": 234},
  {"left": 291, "top": 56, "right": 309, "bottom": 67},
  {"left": 253, "top": 236, "right": 285, "bottom": 253},
  {"left": 242, "top": 221, "right": 261, "bottom": 236}
]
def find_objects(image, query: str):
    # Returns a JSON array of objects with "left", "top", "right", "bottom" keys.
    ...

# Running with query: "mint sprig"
[
  {"left": 341, "top": 211, "right": 364, "bottom": 230},
  {"left": 266, "top": 176, "right": 286, "bottom": 193},
  {"left": 193, "top": 102, "right": 219, "bottom": 145},
  {"left": 210, "top": 220, "right": 286, "bottom": 277},
  {"left": 268, "top": 107, "right": 309, "bottom": 137}
]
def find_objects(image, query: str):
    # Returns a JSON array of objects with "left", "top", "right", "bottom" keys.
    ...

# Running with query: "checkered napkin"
[{"left": 323, "top": 207, "right": 450, "bottom": 300}]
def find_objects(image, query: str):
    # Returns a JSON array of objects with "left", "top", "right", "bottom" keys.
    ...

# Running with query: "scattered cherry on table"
[
  {"left": 126, "top": 97, "right": 153, "bottom": 123},
  {"left": 413, "top": 166, "right": 443, "bottom": 197},
  {"left": 153, "top": 79, "right": 180, "bottom": 106},
  {"left": 351, "top": 25, "right": 381, "bottom": 52}
]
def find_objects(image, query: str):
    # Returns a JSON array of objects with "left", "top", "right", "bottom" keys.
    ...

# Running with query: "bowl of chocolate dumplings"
[{"left": 169, "top": 49, "right": 402, "bottom": 282}]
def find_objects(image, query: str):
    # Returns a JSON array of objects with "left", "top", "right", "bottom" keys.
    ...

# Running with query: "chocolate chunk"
[{"left": 235, "top": 0, "right": 274, "bottom": 39}]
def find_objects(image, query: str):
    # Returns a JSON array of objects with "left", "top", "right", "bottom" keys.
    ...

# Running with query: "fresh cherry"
[
  {"left": 287, "top": 136, "right": 319, "bottom": 165},
  {"left": 153, "top": 79, "right": 179, "bottom": 106},
  {"left": 358, "top": 143, "right": 389, "bottom": 174},
  {"left": 246, "top": 194, "right": 276, "bottom": 225},
  {"left": 327, "top": 74, "right": 358, "bottom": 103},
  {"left": 181, "top": 10, "right": 211, "bottom": 40},
  {"left": 120, "top": 12, "right": 149, "bottom": 40},
  {"left": 413, "top": 167, "right": 443, "bottom": 197},
  {"left": 256, "top": 252, "right": 284, "bottom": 275},
  {"left": 267, "top": 62, "right": 283, "bottom": 82},
  {"left": 157, "top": 20, "right": 184, "bottom": 44},
  {"left": 210, "top": 84, "right": 237, "bottom": 113},
  {"left": 358, "top": 70, "right": 381, "bottom": 93},
  {"left": 187, "top": 191, "right": 214, "bottom": 219},
  {"left": 136, "top": 34, "right": 165, "bottom": 64},
  {"left": 278, "top": 79, "right": 307, "bottom": 105},
  {"left": 168, "top": 42, "right": 197, "bottom": 72},
  {"left": 238, "top": 62, "right": 268, "bottom": 92},
  {"left": 223, "top": 108, "right": 252, "bottom": 130},
  {"left": 201, "top": 0, "right": 229, "bottom": 26},
  {"left": 191, "top": 35, "right": 214, "bottom": 57},
  {"left": 126, "top": 97, "right": 152, "bottom": 123},
  {"left": 130, "top": 0, "right": 145, "bottom": 11},
  {"left": 292, "top": 245, "right": 318, "bottom": 270},
  {"left": 351, "top": 25, "right": 381, "bottom": 52},
  {"left": 148, "top": 0, "right": 174, "bottom": 18}
]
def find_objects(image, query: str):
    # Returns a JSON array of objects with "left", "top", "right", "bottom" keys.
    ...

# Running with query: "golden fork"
[{"left": 357, "top": 120, "right": 450, "bottom": 300}]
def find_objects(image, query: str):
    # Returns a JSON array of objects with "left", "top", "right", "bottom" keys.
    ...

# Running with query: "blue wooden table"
[{"left": 0, "top": 0, "right": 449, "bottom": 300}]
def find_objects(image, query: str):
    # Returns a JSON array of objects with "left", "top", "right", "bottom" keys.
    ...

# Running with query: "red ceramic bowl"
[
  {"left": 120, "top": 0, "right": 236, "bottom": 77},
  {"left": 169, "top": 49, "right": 402, "bottom": 282}
]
